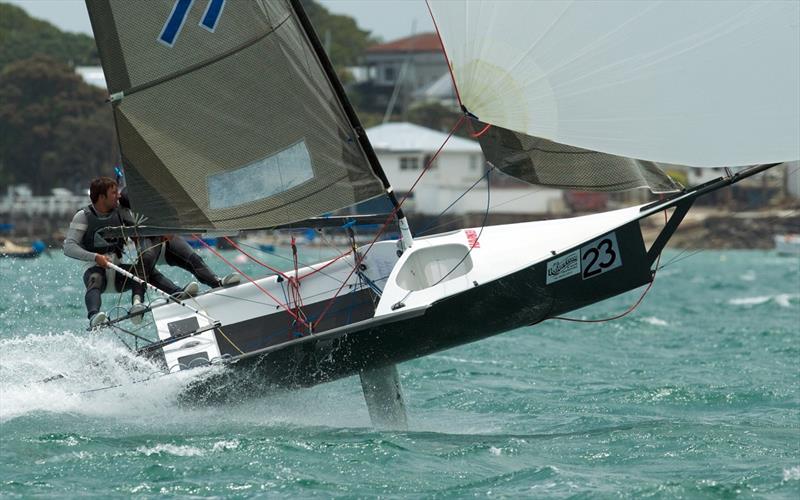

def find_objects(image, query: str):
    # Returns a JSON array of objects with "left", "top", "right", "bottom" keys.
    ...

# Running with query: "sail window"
[{"left": 207, "top": 140, "right": 314, "bottom": 210}]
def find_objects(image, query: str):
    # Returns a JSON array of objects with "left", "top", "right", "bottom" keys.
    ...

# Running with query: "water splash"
[{"left": 0, "top": 331, "right": 211, "bottom": 423}]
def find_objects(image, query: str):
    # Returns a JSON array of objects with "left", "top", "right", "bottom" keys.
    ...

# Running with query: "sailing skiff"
[{"left": 81, "top": 0, "right": 799, "bottom": 426}]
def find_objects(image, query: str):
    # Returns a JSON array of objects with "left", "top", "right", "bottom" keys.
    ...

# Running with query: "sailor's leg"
[
  {"left": 164, "top": 236, "right": 219, "bottom": 288},
  {"left": 359, "top": 363, "right": 408, "bottom": 430},
  {"left": 114, "top": 263, "right": 148, "bottom": 324},
  {"left": 133, "top": 238, "right": 182, "bottom": 295},
  {"left": 114, "top": 263, "right": 146, "bottom": 301},
  {"left": 82, "top": 266, "right": 107, "bottom": 319}
]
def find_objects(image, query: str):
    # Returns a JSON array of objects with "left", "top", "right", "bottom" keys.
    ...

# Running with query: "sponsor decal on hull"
[{"left": 546, "top": 250, "right": 580, "bottom": 284}]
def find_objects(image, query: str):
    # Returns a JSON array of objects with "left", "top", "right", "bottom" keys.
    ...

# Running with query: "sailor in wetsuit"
[
  {"left": 64, "top": 177, "right": 199, "bottom": 328},
  {"left": 63, "top": 176, "right": 147, "bottom": 328}
]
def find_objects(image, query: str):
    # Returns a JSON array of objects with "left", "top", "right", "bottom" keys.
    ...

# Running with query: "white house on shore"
[{"left": 366, "top": 122, "right": 564, "bottom": 217}]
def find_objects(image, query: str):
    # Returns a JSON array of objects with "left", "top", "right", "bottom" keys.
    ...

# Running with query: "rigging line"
[
  {"left": 418, "top": 164, "right": 496, "bottom": 236},
  {"left": 192, "top": 235, "right": 309, "bottom": 328},
  {"left": 111, "top": 223, "right": 160, "bottom": 314},
  {"left": 298, "top": 249, "right": 354, "bottom": 280},
  {"left": 552, "top": 209, "right": 669, "bottom": 323},
  {"left": 658, "top": 247, "right": 692, "bottom": 268},
  {"left": 393, "top": 165, "right": 495, "bottom": 308},
  {"left": 233, "top": 238, "right": 350, "bottom": 285},
  {"left": 471, "top": 123, "right": 492, "bottom": 138},
  {"left": 432, "top": 165, "right": 492, "bottom": 286},
  {"left": 221, "top": 236, "right": 290, "bottom": 280},
  {"left": 311, "top": 115, "right": 467, "bottom": 329},
  {"left": 658, "top": 249, "right": 706, "bottom": 270},
  {"left": 425, "top": 0, "right": 463, "bottom": 108},
  {"left": 215, "top": 326, "right": 244, "bottom": 355}
]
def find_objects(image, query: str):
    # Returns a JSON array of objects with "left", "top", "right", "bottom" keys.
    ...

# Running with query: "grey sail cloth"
[
  {"left": 472, "top": 120, "right": 682, "bottom": 193},
  {"left": 85, "top": 0, "right": 384, "bottom": 230}
]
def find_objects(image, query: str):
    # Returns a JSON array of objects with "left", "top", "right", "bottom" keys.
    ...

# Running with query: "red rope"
[
  {"left": 192, "top": 235, "right": 309, "bottom": 328},
  {"left": 552, "top": 209, "right": 669, "bottom": 323},
  {"left": 221, "top": 236, "right": 289, "bottom": 280},
  {"left": 471, "top": 123, "right": 492, "bottom": 138},
  {"left": 425, "top": 0, "right": 463, "bottom": 108},
  {"left": 298, "top": 248, "right": 354, "bottom": 280}
]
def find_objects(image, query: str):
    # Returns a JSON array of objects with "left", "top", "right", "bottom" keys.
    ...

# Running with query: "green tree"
[
  {"left": 0, "top": 3, "right": 99, "bottom": 70},
  {"left": 300, "top": 0, "right": 378, "bottom": 77},
  {"left": 0, "top": 55, "right": 114, "bottom": 194}
]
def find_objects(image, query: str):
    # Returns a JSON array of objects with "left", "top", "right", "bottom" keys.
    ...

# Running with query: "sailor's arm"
[{"left": 63, "top": 211, "right": 108, "bottom": 267}]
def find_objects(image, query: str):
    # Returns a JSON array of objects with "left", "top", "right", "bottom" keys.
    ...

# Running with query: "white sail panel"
[{"left": 428, "top": 1, "right": 800, "bottom": 167}]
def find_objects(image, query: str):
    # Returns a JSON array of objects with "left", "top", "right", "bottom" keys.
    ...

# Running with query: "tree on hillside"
[
  {"left": 0, "top": 55, "right": 115, "bottom": 194},
  {"left": 300, "top": 0, "right": 378, "bottom": 81},
  {"left": 0, "top": 3, "right": 98, "bottom": 70}
]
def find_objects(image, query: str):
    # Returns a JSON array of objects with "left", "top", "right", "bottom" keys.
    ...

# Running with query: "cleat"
[
  {"left": 89, "top": 311, "right": 108, "bottom": 328},
  {"left": 173, "top": 281, "right": 199, "bottom": 300},
  {"left": 221, "top": 273, "right": 241, "bottom": 287}
]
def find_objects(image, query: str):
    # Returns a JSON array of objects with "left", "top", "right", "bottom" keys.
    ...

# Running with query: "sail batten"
[{"left": 86, "top": 0, "right": 385, "bottom": 230}]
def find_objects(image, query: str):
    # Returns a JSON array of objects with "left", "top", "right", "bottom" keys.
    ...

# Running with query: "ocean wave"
[
  {"left": 642, "top": 316, "right": 669, "bottom": 327},
  {"left": 135, "top": 443, "right": 204, "bottom": 457},
  {"left": 783, "top": 466, "right": 800, "bottom": 481},
  {"left": 728, "top": 293, "right": 798, "bottom": 307}
]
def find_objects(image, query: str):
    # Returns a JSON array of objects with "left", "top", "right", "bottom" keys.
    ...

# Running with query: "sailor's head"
[{"left": 90, "top": 176, "right": 120, "bottom": 212}]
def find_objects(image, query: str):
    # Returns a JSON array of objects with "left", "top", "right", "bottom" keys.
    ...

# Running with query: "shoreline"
[{"left": 3, "top": 207, "right": 798, "bottom": 252}]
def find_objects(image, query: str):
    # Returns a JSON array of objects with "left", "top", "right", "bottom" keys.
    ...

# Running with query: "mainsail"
[
  {"left": 428, "top": 0, "right": 800, "bottom": 191},
  {"left": 86, "top": 0, "right": 385, "bottom": 230}
]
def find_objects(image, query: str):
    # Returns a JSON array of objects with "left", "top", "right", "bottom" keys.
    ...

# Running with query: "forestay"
[
  {"left": 86, "top": 0, "right": 385, "bottom": 230},
  {"left": 428, "top": 1, "right": 800, "bottom": 188}
]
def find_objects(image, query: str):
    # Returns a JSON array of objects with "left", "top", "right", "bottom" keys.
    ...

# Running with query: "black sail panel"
[
  {"left": 474, "top": 120, "right": 681, "bottom": 193},
  {"left": 86, "top": 0, "right": 384, "bottom": 229}
]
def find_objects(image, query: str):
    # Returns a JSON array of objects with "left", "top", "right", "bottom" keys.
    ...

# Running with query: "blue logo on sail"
[{"left": 159, "top": 0, "right": 225, "bottom": 47}]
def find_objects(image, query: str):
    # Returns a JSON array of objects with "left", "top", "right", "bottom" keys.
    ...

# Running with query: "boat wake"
[
  {"left": 0, "top": 331, "right": 376, "bottom": 428},
  {"left": 0, "top": 331, "right": 218, "bottom": 423}
]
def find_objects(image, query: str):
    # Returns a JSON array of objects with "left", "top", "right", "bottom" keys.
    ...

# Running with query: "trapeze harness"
[{"left": 81, "top": 204, "right": 130, "bottom": 294}]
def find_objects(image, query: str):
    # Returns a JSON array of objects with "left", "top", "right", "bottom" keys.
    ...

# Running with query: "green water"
[{"left": 1, "top": 249, "right": 798, "bottom": 498}]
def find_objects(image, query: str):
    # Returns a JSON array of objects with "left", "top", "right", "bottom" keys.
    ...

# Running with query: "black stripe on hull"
[{"left": 184, "top": 220, "right": 652, "bottom": 403}]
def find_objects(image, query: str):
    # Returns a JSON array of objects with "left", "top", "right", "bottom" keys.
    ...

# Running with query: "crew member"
[{"left": 63, "top": 177, "right": 146, "bottom": 327}]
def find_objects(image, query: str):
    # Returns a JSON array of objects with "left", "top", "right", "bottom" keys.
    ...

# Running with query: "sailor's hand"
[{"left": 95, "top": 254, "right": 109, "bottom": 268}]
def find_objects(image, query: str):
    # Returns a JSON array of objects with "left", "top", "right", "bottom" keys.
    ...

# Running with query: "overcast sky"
[{"left": 5, "top": 0, "right": 434, "bottom": 41}]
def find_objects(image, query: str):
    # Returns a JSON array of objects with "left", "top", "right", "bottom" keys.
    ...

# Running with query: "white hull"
[{"left": 150, "top": 203, "right": 655, "bottom": 373}]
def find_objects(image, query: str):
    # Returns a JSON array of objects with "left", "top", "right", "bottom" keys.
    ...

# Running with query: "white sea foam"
[
  {"left": 0, "top": 331, "right": 217, "bottom": 423},
  {"left": 729, "top": 296, "right": 772, "bottom": 306},
  {"left": 728, "top": 294, "right": 799, "bottom": 307},
  {"left": 739, "top": 271, "right": 757, "bottom": 281},
  {"left": 774, "top": 294, "right": 797, "bottom": 308},
  {"left": 489, "top": 446, "right": 502, "bottom": 456},
  {"left": 136, "top": 443, "right": 204, "bottom": 457},
  {"left": 0, "top": 328, "right": 374, "bottom": 430},
  {"left": 783, "top": 466, "right": 800, "bottom": 481},
  {"left": 643, "top": 316, "right": 668, "bottom": 326},
  {"left": 212, "top": 439, "right": 240, "bottom": 451}
]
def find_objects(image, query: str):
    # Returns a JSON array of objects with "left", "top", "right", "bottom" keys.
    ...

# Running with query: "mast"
[{"left": 289, "top": 0, "right": 414, "bottom": 251}]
